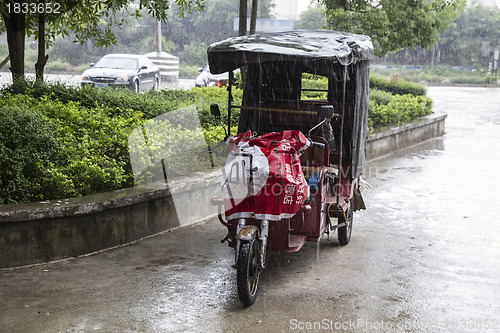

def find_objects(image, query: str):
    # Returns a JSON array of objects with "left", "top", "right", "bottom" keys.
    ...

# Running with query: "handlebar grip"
[{"left": 311, "top": 141, "right": 325, "bottom": 149}]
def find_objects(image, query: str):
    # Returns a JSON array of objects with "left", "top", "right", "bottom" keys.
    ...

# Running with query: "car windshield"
[{"left": 94, "top": 57, "right": 138, "bottom": 70}]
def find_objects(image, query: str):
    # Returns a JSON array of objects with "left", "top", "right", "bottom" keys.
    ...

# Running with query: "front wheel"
[
  {"left": 237, "top": 233, "right": 261, "bottom": 306},
  {"left": 338, "top": 203, "right": 353, "bottom": 246},
  {"left": 153, "top": 76, "right": 160, "bottom": 91}
]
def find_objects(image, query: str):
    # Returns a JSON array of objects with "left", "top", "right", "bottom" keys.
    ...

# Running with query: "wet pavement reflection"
[{"left": 1, "top": 87, "right": 499, "bottom": 333}]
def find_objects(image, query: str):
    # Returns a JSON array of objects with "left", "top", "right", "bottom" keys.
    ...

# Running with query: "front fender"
[{"left": 236, "top": 225, "right": 259, "bottom": 241}]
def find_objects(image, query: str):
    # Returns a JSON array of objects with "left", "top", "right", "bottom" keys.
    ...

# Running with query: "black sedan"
[{"left": 81, "top": 54, "right": 160, "bottom": 92}]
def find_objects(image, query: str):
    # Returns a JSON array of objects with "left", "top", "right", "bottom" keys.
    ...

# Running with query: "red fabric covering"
[{"left": 222, "top": 130, "right": 310, "bottom": 221}]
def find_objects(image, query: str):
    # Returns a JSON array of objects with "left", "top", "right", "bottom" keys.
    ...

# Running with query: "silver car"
[{"left": 81, "top": 54, "right": 160, "bottom": 92}]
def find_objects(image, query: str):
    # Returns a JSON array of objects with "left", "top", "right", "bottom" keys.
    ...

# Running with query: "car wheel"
[
  {"left": 153, "top": 76, "right": 160, "bottom": 91},
  {"left": 133, "top": 80, "right": 139, "bottom": 92}
]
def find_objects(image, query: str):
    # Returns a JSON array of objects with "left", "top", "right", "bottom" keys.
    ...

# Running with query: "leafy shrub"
[
  {"left": 0, "top": 100, "right": 61, "bottom": 204},
  {"left": 4, "top": 79, "right": 244, "bottom": 125},
  {"left": 193, "top": 86, "right": 241, "bottom": 129},
  {"left": 0, "top": 92, "right": 144, "bottom": 203},
  {"left": 370, "top": 73, "right": 427, "bottom": 96},
  {"left": 449, "top": 75, "right": 492, "bottom": 84},
  {"left": 301, "top": 73, "right": 328, "bottom": 99},
  {"left": 0, "top": 76, "right": 431, "bottom": 203},
  {"left": 0, "top": 81, "right": 245, "bottom": 203},
  {"left": 369, "top": 88, "right": 393, "bottom": 105},
  {"left": 44, "top": 59, "right": 74, "bottom": 72},
  {"left": 180, "top": 64, "right": 201, "bottom": 78},
  {"left": 369, "top": 94, "right": 433, "bottom": 130},
  {"left": 5, "top": 79, "right": 198, "bottom": 120}
]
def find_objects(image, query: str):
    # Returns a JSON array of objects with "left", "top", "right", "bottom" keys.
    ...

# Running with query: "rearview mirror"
[
  {"left": 210, "top": 104, "right": 221, "bottom": 118},
  {"left": 318, "top": 105, "right": 334, "bottom": 119}
]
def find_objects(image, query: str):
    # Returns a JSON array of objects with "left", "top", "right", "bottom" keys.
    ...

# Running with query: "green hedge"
[
  {"left": 0, "top": 76, "right": 430, "bottom": 204},
  {"left": 0, "top": 93, "right": 144, "bottom": 204},
  {"left": 0, "top": 81, "right": 243, "bottom": 204},
  {"left": 369, "top": 73, "right": 427, "bottom": 96},
  {"left": 0, "top": 102, "right": 61, "bottom": 204},
  {"left": 301, "top": 73, "right": 427, "bottom": 98},
  {"left": 5, "top": 79, "right": 241, "bottom": 128},
  {"left": 5, "top": 79, "right": 196, "bottom": 120},
  {"left": 368, "top": 93, "right": 433, "bottom": 130}
]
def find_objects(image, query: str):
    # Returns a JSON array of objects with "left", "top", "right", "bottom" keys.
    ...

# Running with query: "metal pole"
[
  {"left": 155, "top": 17, "right": 162, "bottom": 55},
  {"left": 228, "top": 71, "right": 234, "bottom": 137},
  {"left": 337, "top": 65, "right": 347, "bottom": 205}
]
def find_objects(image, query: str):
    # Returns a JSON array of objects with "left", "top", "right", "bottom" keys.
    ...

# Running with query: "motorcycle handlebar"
[{"left": 310, "top": 141, "right": 325, "bottom": 149}]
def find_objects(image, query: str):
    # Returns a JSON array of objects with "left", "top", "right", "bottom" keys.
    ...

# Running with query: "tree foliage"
[
  {"left": 319, "top": 0, "right": 466, "bottom": 56},
  {"left": 378, "top": 4, "right": 500, "bottom": 69},
  {"left": 1, "top": 0, "right": 206, "bottom": 78},
  {"left": 437, "top": 4, "right": 500, "bottom": 67},
  {"left": 38, "top": 0, "right": 273, "bottom": 68},
  {"left": 164, "top": 0, "right": 272, "bottom": 51},
  {"left": 295, "top": 5, "right": 326, "bottom": 30}
]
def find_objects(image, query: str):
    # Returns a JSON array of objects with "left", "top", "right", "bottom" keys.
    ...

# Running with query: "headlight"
[
  {"left": 115, "top": 76, "right": 129, "bottom": 83},
  {"left": 82, "top": 75, "right": 89, "bottom": 81}
]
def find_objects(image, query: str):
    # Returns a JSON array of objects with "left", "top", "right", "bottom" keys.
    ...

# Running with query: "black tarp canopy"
[
  {"left": 208, "top": 30, "right": 373, "bottom": 74},
  {"left": 207, "top": 30, "right": 373, "bottom": 180}
]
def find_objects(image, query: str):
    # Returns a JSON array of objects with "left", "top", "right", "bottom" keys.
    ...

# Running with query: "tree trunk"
[
  {"left": 2, "top": 10, "right": 26, "bottom": 80},
  {"left": 35, "top": 10, "right": 49, "bottom": 82},
  {"left": 430, "top": 44, "right": 436, "bottom": 70},
  {"left": 250, "top": 0, "right": 258, "bottom": 35},
  {"left": 239, "top": 0, "right": 247, "bottom": 36}
]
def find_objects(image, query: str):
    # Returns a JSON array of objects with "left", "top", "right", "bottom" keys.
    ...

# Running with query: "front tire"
[
  {"left": 237, "top": 233, "right": 261, "bottom": 306},
  {"left": 133, "top": 80, "right": 139, "bottom": 92}
]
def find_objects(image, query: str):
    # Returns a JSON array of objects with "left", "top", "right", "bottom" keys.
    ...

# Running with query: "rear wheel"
[
  {"left": 237, "top": 233, "right": 261, "bottom": 306},
  {"left": 338, "top": 202, "right": 353, "bottom": 245}
]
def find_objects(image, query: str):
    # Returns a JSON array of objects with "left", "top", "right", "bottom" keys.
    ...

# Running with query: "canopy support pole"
[
  {"left": 337, "top": 65, "right": 348, "bottom": 205},
  {"left": 227, "top": 71, "right": 234, "bottom": 137}
]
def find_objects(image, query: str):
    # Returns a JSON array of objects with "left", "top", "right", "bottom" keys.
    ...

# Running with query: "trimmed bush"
[
  {"left": 0, "top": 76, "right": 431, "bottom": 203},
  {"left": 0, "top": 100, "right": 61, "bottom": 204},
  {"left": 301, "top": 73, "right": 329, "bottom": 99},
  {"left": 0, "top": 92, "right": 144, "bottom": 203},
  {"left": 369, "top": 94, "right": 433, "bottom": 129},
  {"left": 370, "top": 73, "right": 427, "bottom": 96},
  {"left": 5, "top": 79, "right": 198, "bottom": 120},
  {"left": 369, "top": 88, "right": 394, "bottom": 106}
]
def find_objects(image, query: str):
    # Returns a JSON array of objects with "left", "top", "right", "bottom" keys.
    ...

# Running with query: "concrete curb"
[
  {"left": 366, "top": 111, "right": 447, "bottom": 160},
  {"left": 0, "top": 113, "right": 446, "bottom": 268}
]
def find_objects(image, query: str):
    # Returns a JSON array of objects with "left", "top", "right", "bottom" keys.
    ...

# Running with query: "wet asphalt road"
[{"left": 1, "top": 86, "right": 500, "bottom": 333}]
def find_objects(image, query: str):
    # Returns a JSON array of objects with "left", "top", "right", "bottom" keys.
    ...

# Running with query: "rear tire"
[
  {"left": 338, "top": 202, "right": 353, "bottom": 246},
  {"left": 237, "top": 233, "right": 261, "bottom": 306}
]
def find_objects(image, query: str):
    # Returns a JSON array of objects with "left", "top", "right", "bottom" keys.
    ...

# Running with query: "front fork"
[{"left": 235, "top": 218, "right": 269, "bottom": 269}]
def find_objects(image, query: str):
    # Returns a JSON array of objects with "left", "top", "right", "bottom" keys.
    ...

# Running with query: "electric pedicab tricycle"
[{"left": 209, "top": 30, "right": 373, "bottom": 306}]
